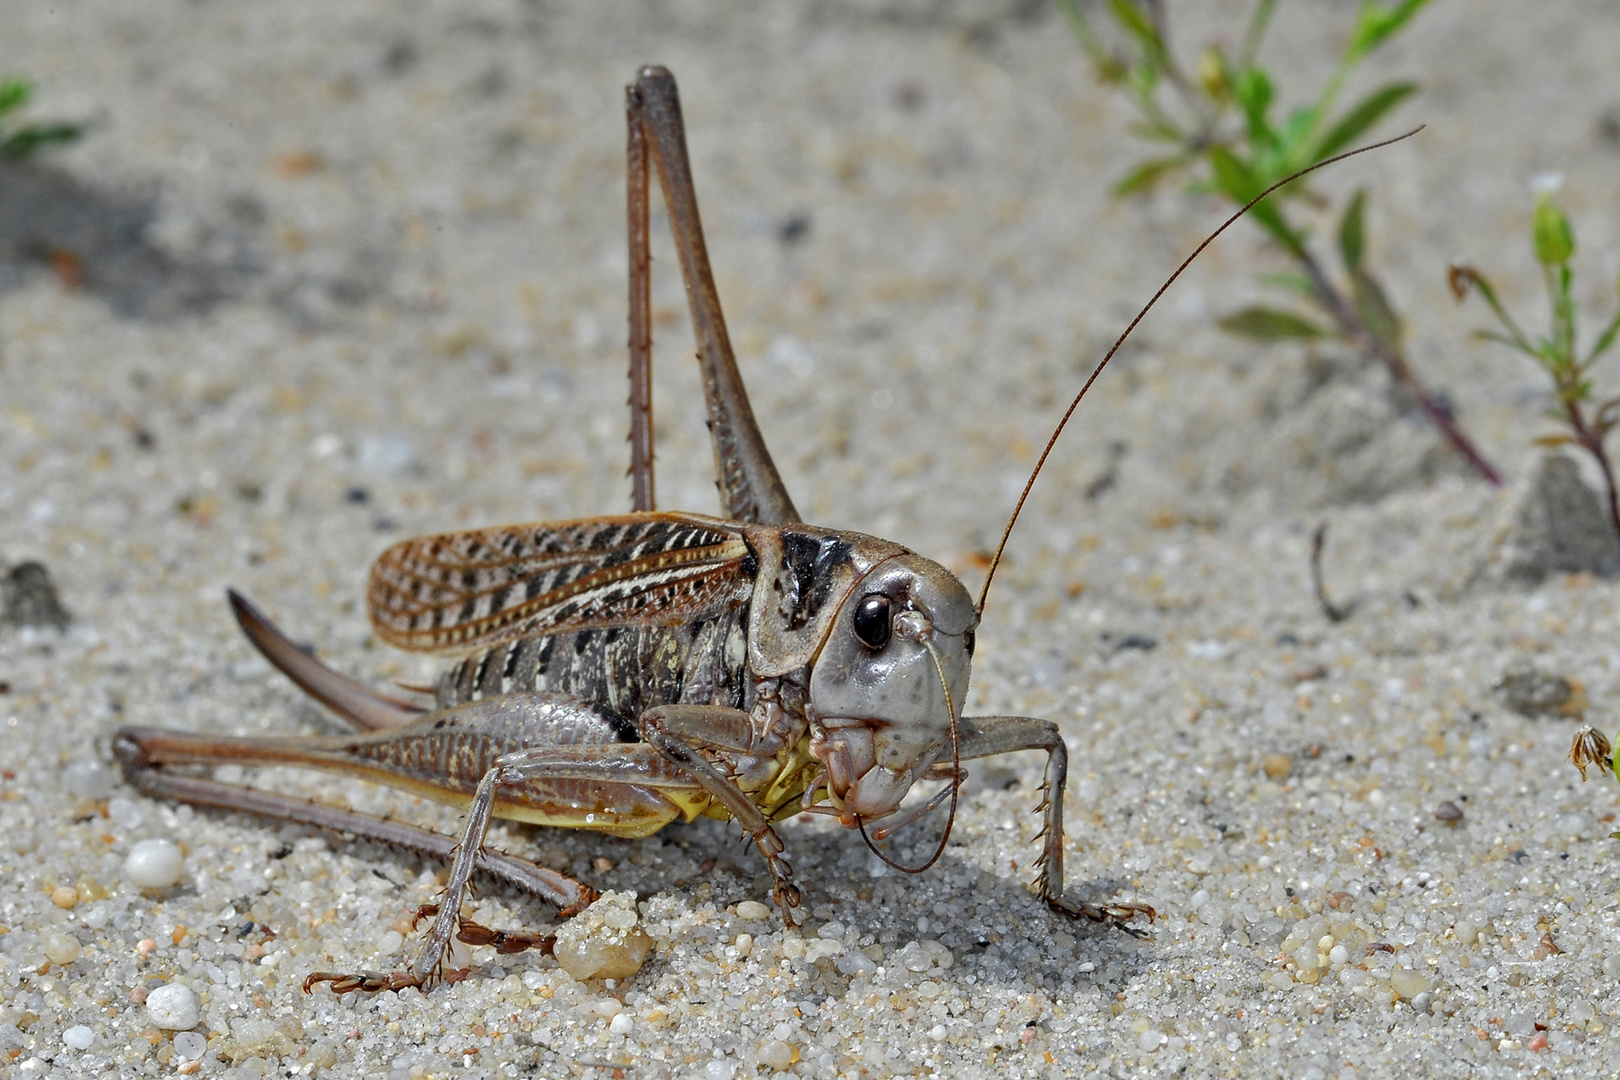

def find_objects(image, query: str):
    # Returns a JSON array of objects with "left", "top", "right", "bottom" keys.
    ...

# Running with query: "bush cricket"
[{"left": 113, "top": 66, "right": 1413, "bottom": 994}]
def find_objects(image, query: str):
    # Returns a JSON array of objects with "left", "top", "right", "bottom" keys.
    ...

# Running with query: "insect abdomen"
[{"left": 437, "top": 600, "right": 752, "bottom": 731}]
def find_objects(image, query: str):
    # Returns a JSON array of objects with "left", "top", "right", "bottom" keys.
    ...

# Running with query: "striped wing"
[{"left": 368, "top": 512, "right": 754, "bottom": 654}]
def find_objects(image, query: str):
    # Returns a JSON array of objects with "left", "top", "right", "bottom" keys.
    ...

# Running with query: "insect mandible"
[{"left": 113, "top": 66, "right": 1412, "bottom": 994}]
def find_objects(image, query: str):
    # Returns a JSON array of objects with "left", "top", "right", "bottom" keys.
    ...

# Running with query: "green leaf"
[
  {"left": 1276, "top": 105, "right": 1320, "bottom": 162},
  {"left": 1111, "top": 155, "right": 1191, "bottom": 198},
  {"left": 1309, "top": 82, "right": 1417, "bottom": 163},
  {"left": 1258, "top": 270, "right": 1320, "bottom": 300},
  {"left": 1207, "top": 146, "right": 1299, "bottom": 250},
  {"left": 1587, "top": 308, "right": 1620, "bottom": 365},
  {"left": 1107, "top": 0, "right": 1163, "bottom": 55},
  {"left": 1350, "top": 267, "right": 1402, "bottom": 350},
  {"left": 1232, "top": 67, "right": 1275, "bottom": 146},
  {"left": 0, "top": 78, "right": 30, "bottom": 117},
  {"left": 1238, "top": 0, "right": 1280, "bottom": 70},
  {"left": 1474, "top": 329, "right": 1540, "bottom": 360},
  {"left": 1533, "top": 194, "right": 1575, "bottom": 267},
  {"left": 1349, "top": 0, "right": 1435, "bottom": 58},
  {"left": 1339, "top": 189, "right": 1367, "bottom": 271},
  {"left": 0, "top": 123, "right": 83, "bottom": 160},
  {"left": 1218, "top": 307, "right": 1327, "bottom": 341},
  {"left": 1126, "top": 119, "right": 1187, "bottom": 144},
  {"left": 1595, "top": 396, "right": 1620, "bottom": 431},
  {"left": 1055, "top": 0, "right": 1126, "bottom": 81}
]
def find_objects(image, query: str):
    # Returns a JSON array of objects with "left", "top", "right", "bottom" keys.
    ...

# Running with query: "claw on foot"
[
  {"left": 1048, "top": 896, "right": 1157, "bottom": 937},
  {"left": 304, "top": 970, "right": 425, "bottom": 995},
  {"left": 453, "top": 916, "right": 556, "bottom": 956},
  {"left": 303, "top": 967, "right": 471, "bottom": 995},
  {"left": 556, "top": 886, "right": 600, "bottom": 920}
]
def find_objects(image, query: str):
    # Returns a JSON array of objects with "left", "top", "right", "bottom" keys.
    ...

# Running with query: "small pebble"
[
  {"left": 553, "top": 892, "right": 654, "bottom": 980},
  {"left": 1262, "top": 753, "right": 1292, "bottom": 780},
  {"left": 705, "top": 1061, "right": 736, "bottom": 1080},
  {"left": 62, "top": 758, "right": 115, "bottom": 800},
  {"left": 1433, "top": 800, "right": 1464, "bottom": 824},
  {"left": 609, "top": 1013, "right": 634, "bottom": 1035},
  {"left": 735, "top": 900, "right": 770, "bottom": 922},
  {"left": 146, "top": 982, "right": 200, "bottom": 1029},
  {"left": 124, "top": 838, "right": 185, "bottom": 889},
  {"left": 107, "top": 796, "right": 144, "bottom": 830},
  {"left": 817, "top": 921, "right": 845, "bottom": 940},
  {"left": 1138, "top": 1029, "right": 1165, "bottom": 1052},
  {"left": 1389, "top": 969, "right": 1431, "bottom": 1000},
  {"left": 174, "top": 1031, "right": 207, "bottom": 1060},
  {"left": 50, "top": 885, "right": 79, "bottom": 909},
  {"left": 62, "top": 1025, "right": 94, "bottom": 1051},
  {"left": 758, "top": 1039, "right": 797, "bottom": 1070},
  {"left": 44, "top": 932, "right": 81, "bottom": 965}
]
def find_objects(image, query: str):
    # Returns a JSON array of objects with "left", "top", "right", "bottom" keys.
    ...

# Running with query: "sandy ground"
[{"left": 4, "top": 1, "right": 1620, "bottom": 1077}]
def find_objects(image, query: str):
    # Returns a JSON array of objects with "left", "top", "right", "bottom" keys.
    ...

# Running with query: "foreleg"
[{"left": 957, "top": 716, "right": 1155, "bottom": 932}]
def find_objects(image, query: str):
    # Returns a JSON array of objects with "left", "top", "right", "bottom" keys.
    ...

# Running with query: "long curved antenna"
[{"left": 975, "top": 127, "right": 1425, "bottom": 614}]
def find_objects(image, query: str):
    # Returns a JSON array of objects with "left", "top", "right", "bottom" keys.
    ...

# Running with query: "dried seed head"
[{"left": 1567, "top": 725, "right": 1613, "bottom": 782}]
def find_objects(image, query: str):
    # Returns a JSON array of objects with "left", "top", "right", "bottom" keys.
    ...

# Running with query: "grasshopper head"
[{"left": 807, "top": 553, "right": 976, "bottom": 824}]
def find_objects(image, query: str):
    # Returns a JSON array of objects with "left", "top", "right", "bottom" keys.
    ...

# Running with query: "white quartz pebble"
[
  {"left": 62, "top": 758, "right": 115, "bottom": 800},
  {"left": 146, "top": 982, "right": 200, "bottom": 1029},
  {"left": 173, "top": 1031, "right": 207, "bottom": 1060},
  {"left": 124, "top": 838, "right": 185, "bottom": 889},
  {"left": 62, "top": 1026, "right": 94, "bottom": 1051},
  {"left": 735, "top": 900, "right": 770, "bottom": 922}
]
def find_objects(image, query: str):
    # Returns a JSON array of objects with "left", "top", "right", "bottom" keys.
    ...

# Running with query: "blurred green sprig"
[
  {"left": 1451, "top": 193, "right": 1620, "bottom": 539},
  {"left": 1057, "top": 0, "right": 1502, "bottom": 485},
  {"left": 0, "top": 77, "right": 83, "bottom": 160}
]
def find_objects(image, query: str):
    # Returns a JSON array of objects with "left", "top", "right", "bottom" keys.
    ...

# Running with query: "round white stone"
[
  {"left": 609, "top": 1013, "right": 633, "bottom": 1035},
  {"left": 62, "top": 1025, "right": 94, "bottom": 1051},
  {"left": 174, "top": 1031, "right": 207, "bottom": 1060},
  {"left": 124, "top": 839, "right": 185, "bottom": 889},
  {"left": 62, "top": 758, "right": 115, "bottom": 800},
  {"left": 146, "top": 982, "right": 200, "bottom": 1030},
  {"left": 735, "top": 901, "right": 770, "bottom": 922}
]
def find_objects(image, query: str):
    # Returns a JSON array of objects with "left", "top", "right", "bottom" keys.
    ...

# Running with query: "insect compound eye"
[
  {"left": 963, "top": 628, "right": 975, "bottom": 656},
  {"left": 852, "top": 593, "right": 892, "bottom": 651}
]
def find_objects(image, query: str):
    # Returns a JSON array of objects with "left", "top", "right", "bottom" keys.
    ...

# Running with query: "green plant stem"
[
  {"left": 1296, "top": 246, "right": 1505, "bottom": 486},
  {"left": 1562, "top": 398, "right": 1620, "bottom": 543}
]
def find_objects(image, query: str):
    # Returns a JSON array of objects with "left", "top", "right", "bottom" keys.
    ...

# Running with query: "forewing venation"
[{"left": 368, "top": 513, "right": 753, "bottom": 654}]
